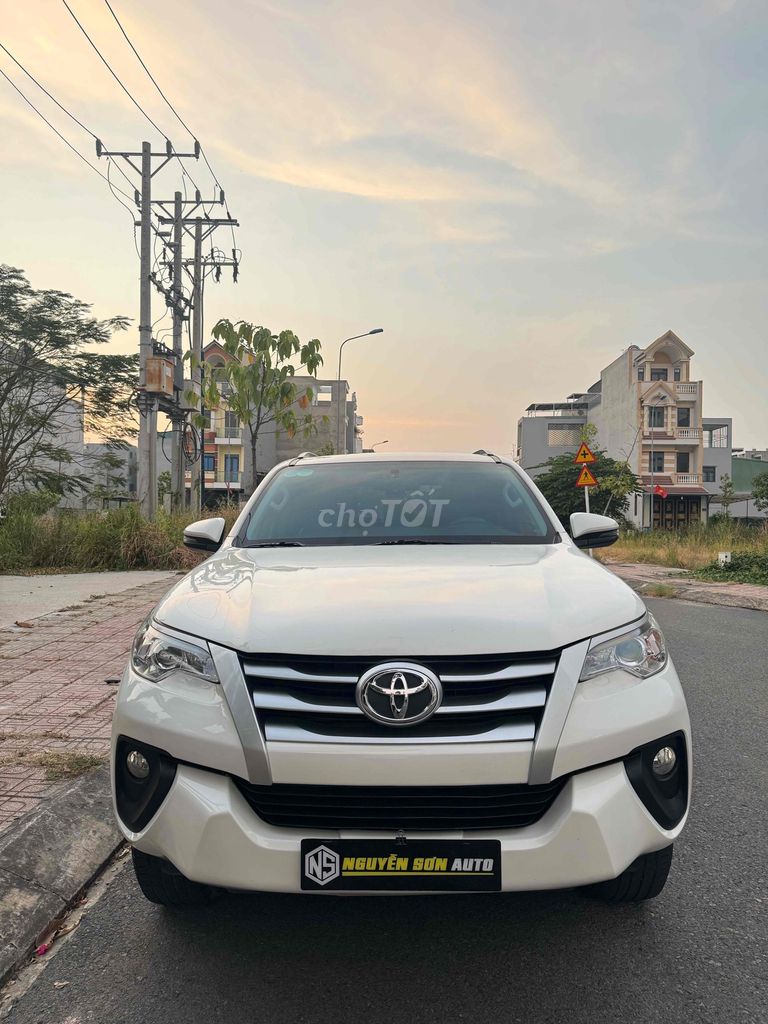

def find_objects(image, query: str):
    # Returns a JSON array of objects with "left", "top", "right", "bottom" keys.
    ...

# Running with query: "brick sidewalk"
[{"left": 0, "top": 577, "right": 178, "bottom": 835}]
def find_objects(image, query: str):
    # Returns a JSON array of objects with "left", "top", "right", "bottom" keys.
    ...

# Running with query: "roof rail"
[
  {"left": 473, "top": 449, "right": 502, "bottom": 463},
  {"left": 288, "top": 451, "right": 317, "bottom": 466}
]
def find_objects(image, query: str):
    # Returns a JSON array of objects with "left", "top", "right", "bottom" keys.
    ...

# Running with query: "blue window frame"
[
  {"left": 203, "top": 454, "right": 215, "bottom": 472},
  {"left": 224, "top": 454, "right": 240, "bottom": 482}
]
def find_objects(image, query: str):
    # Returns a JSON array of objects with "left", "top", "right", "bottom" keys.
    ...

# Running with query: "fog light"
[
  {"left": 652, "top": 746, "right": 676, "bottom": 777},
  {"left": 126, "top": 749, "right": 150, "bottom": 780}
]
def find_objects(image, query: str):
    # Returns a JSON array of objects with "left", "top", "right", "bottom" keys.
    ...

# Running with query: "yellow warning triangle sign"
[
  {"left": 573, "top": 442, "right": 596, "bottom": 465},
  {"left": 575, "top": 465, "right": 597, "bottom": 487}
]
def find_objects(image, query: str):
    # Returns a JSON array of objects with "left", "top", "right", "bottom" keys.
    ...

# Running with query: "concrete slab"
[
  {"left": 0, "top": 572, "right": 178, "bottom": 629},
  {"left": 0, "top": 765, "right": 120, "bottom": 986}
]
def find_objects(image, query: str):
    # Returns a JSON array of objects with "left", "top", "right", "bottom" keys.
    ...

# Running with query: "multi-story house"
[
  {"left": 517, "top": 331, "right": 739, "bottom": 529},
  {"left": 177, "top": 342, "right": 364, "bottom": 504}
]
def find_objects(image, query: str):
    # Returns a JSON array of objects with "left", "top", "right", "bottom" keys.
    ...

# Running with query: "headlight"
[
  {"left": 581, "top": 614, "right": 667, "bottom": 681},
  {"left": 131, "top": 619, "right": 219, "bottom": 684}
]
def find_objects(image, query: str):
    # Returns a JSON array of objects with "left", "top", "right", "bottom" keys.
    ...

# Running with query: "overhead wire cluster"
[{"left": 0, "top": 0, "right": 241, "bottom": 288}]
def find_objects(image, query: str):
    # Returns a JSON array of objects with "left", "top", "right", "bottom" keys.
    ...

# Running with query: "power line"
[
  {"left": 101, "top": 0, "right": 238, "bottom": 248},
  {"left": 60, "top": 0, "right": 204, "bottom": 199},
  {"left": 0, "top": 39, "right": 135, "bottom": 197},
  {"left": 0, "top": 65, "right": 135, "bottom": 202}
]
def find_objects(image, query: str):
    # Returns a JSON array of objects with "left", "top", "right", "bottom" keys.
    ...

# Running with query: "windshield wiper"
[
  {"left": 247, "top": 541, "right": 305, "bottom": 548},
  {"left": 375, "top": 538, "right": 458, "bottom": 545}
]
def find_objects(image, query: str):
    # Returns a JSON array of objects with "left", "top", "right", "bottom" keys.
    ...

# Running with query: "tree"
[
  {"left": 717, "top": 473, "right": 737, "bottom": 517},
  {"left": 0, "top": 266, "right": 137, "bottom": 502},
  {"left": 189, "top": 320, "right": 323, "bottom": 494},
  {"left": 533, "top": 449, "right": 640, "bottom": 525},
  {"left": 751, "top": 471, "right": 768, "bottom": 514}
]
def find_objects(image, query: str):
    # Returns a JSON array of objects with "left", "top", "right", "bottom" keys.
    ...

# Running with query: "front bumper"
[
  {"left": 111, "top": 638, "right": 691, "bottom": 893},
  {"left": 118, "top": 758, "right": 686, "bottom": 892}
]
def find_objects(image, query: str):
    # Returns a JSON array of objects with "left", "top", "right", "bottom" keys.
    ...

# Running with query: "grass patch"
[
  {"left": 0, "top": 503, "right": 241, "bottom": 574},
  {"left": 600, "top": 521, "right": 768, "bottom": 572},
  {"left": 32, "top": 751, "right": 105, "bottom": 780},
  {"left": 642, "top": 583, "right": 679, "bottom": 599},
  {"left": 693, "top": 552, "right": 768, "bottom": 586},
  {"left": 0, "top": 749, "right": 105, "bottom": 779}
]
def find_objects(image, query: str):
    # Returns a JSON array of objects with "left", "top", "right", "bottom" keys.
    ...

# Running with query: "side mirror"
[
  {"left": 183, "top": 517, "right": 226, "bottom": 552},
  {"left": 569, "top": 512, "right": 619, "bottom": 550}
]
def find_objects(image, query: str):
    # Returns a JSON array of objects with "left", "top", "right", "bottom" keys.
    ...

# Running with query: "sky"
[{"left": 2, "top": 0, "right": 767, "bottom": 452}]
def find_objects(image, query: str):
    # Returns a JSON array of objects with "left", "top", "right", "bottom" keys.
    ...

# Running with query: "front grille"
[
  {"left": 233, "top": 779, "right": 567, "bottom": 831},
  {"left": 240, "top": 651, "right": 559, "bottom": 745}
]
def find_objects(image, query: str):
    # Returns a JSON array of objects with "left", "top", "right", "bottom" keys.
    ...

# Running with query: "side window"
[
  {"left": 703, "top": 466, "right": 716, "bottom": 483},
  {"left": 677, "top": 407, "right": 690, "bottom": 427},
  {"left": 649, "top": 452, "right": 664, "bottom": 473}
]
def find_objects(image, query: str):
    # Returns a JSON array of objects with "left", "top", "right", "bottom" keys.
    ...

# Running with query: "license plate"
[{"left": 300, "top": 839, "right": 501, "bottom": 891}]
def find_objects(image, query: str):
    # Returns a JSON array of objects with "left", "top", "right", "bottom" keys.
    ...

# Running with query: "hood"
[{"left": 154, "top": 544, "right": 645, "bottom": 656}]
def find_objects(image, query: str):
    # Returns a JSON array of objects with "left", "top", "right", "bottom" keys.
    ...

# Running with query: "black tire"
[
  {"left": 583, "top": 845, "right": 673, "bottom": 903},
  {"left": 131, "top": 848, "right": 220, "bottom": 907}
]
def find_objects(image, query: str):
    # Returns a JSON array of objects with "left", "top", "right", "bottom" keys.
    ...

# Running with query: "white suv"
[{"left": 112, "top": 453, "right": 690, "bottom": 905}]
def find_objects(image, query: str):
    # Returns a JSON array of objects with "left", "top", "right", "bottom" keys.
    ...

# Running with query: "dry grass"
[
  {"left": 0, "top": 748, "right": 105, "bottom": 780},
  {"left": 599, "top": 521, "right": 768, "bottom": 571}
]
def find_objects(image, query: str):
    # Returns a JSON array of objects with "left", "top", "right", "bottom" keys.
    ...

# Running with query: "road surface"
[{"left": 4, "top": 599, "right": 767, "bottom": 1024}]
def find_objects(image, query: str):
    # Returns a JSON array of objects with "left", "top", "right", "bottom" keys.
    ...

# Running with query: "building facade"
[
  {"left": 516, "top": 331, "right": 748, "bottom": 528},
  {"left": 175, "top": 342, "right": 364, "bottom": 505}
]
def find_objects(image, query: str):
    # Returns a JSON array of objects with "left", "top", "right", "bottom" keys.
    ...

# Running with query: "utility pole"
[
  {"left": 190, "top": 217, "right": 204, "bottom": 516},
  {"left": 96, "top": 138, "right": 200, "bottom": 518},
  {"left": 138, "top": 142, "right": 156, "bottom": 518},
  {"left": 170, "top": 190, "right": 185, "bottom": 510}
]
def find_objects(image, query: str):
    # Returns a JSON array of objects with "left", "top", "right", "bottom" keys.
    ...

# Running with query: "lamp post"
[
  {"left": 336, "top": 329, "right": 383, "bottom": 454},
  {"left": 370, "top": 440, "right": 389, "bottom": 451}
]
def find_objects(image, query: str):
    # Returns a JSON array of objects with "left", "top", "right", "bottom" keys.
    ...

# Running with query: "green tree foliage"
[
  {"left": 0, "top": 266, "right": 137, "bottom": 501},
  {"left": 534, "top": 450, "right": 640, "bottom": 525},
  {"left": 717, "top": 473, "right": 737, "bottom": 517},
  {"left": 188, "top": 320, "right": 323, "bottom": 493},
  {"left": 751, "top": 470, "right": 768, "bottom": 514}
]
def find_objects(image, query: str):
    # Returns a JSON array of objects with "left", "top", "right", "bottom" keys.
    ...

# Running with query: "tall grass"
[
  {"left": 600, "top": 520, "right": 768, "bottom": 571},
  {"left": 0, "top": 504, "right": 241, "bottom": 574}
]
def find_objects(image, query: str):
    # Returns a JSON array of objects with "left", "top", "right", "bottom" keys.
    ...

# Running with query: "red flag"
[{"left": 654, "top": 484, "right": 668, "bottom": 498}]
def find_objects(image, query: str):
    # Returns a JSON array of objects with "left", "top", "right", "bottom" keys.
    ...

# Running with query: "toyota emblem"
[{"left": 356, "top": 662, "right": 443, "bottom": 726}]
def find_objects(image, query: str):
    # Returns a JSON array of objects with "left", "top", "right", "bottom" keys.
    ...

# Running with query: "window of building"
[
  {"left": 224, "top": 454, "right": 240, "bottom": 482},
  {"left": 547, "top": 424, "right": 582, "bottom": 447},
  {"left": 676, "top": 407, "right": 690, "bottom": 427},
  {"left": 703, "top": 466, "right": 716, "bottom": 483},
  {"left": 315, "top": 385, "right": 333, "bottom": 404},
  {"left": 203, "top": 454, "right": 215, "bottom": 472},
  {"left": 650, "top": 368, "right": 668, "bottom": 381},
  {"left": 703, "top": 425, "right": 729, "bottom": 448},
  {"left": 224, "top": 411, "right": 240, "bottom": 436},
  {"left": 202, "top": 410, "right": 212, "bottom": 429},
  {"left": 673, "top": 367, "right": 681, "bottom": 382},
  {"left": 676, "top": 452, "right": 690, "bottom": 474},
  {"left": 637, "top": 367, "right": 645, "bottom": 381},
  {"left": 648, "top": 406, "right": 665, "bottom": 428},
  {"left": 649, "top": 452, "right": 664, "bottom": 473}
]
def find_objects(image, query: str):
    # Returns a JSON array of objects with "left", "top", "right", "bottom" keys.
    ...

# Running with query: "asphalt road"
[{"left": 4, "top": 599, "right": 767, "bottom": 1024}]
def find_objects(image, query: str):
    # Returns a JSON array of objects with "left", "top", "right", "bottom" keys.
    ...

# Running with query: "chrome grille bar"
[
  {"left": 250, "top": 685, "right": 547, "bottom": 716},
  {"left": 263, "top": 718, "right": 536, "bottom": 744}
]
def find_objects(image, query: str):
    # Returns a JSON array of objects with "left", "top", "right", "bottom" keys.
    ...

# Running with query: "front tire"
[
  {"left": 131, "top": 849, "right": 220, "bottom": 907},
  {"left": 583, "top": 845, "right": 673, "bottom": 903}
]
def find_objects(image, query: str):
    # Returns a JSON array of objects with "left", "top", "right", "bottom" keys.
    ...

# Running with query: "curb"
[{"left": 0, "top": 764, "right": 120, "bottom": 987}]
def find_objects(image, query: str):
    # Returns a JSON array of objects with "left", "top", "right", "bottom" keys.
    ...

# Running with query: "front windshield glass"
[{"left": 238, "top": 460, "right": 554, "bottom": 546}]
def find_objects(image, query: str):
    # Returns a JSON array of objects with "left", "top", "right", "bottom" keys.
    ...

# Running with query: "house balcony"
[
  {"left": 642, "top": 427, "right": 701, "bottom": 443},
  {"left": 184, "top": 469, "right": 243, "bottom": 489},
  {"left": 675, "top": 473, "right": 699, "bottom": 485},
  {"left": 675, "top": 382, "right": 699, "bottom": 397}
]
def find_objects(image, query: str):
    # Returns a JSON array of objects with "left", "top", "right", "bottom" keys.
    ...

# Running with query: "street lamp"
[
  {"left": 336, "top": 329, "right": 383, "bottom": 454},
  {"left": 370, "top": 440, "right": 389, "bottom": 450}
]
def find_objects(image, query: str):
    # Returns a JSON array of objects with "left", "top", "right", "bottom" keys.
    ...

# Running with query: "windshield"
[{"left": 237, "top": 460, "right": 555, "bottom": 546}]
